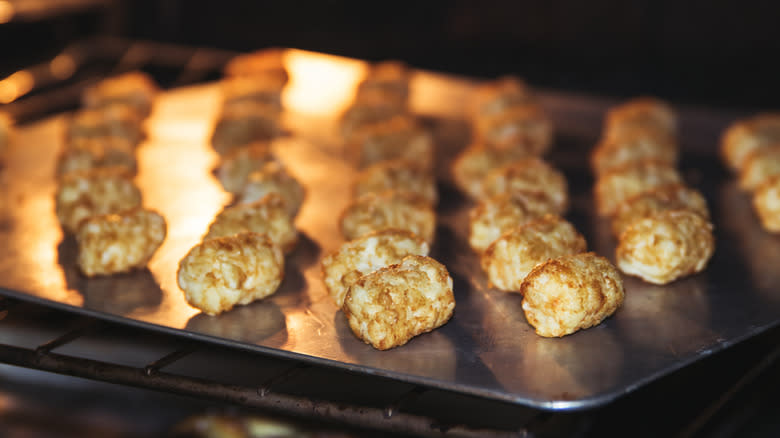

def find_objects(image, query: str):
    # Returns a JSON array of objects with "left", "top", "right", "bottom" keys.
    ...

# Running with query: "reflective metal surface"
[{"left": 1, "top": 49, "right": 779, "bottom": 410}]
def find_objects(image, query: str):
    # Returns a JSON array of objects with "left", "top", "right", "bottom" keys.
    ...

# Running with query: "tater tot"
[
  {"left": 223, "top": 48, "right": 289, "bottom": 86},
  {"left": 0, "top": 112, "right": 12, "bottom": 158},
  {"left": 340, "top": 102, "right": 405, "bottom": 141},
  {"left": 354, "top": 60, "right": 410, "bottom": 108},
  {"left": 206, "top": 193, "right": 298, "bottom": 253},
  {"left": 75, "top": 207, "right": 166, "bottom": 277},
  {"left": 611, "top": 184, "right": 710, "bottom": 238},
  {"left": 594, "top": 160, "right": 682, "bottom": 216},
  {"left": 470, "top": 76, "right": 533, "bottom": 119},
  {"left": 178, "top": 232, "right": 284, "bottom": 316},
  {"left": 468, "top": 192, "right": 548, "bottom": 252},
  {"left": 221, "top": 76, "right": 284, "bottom": 110},
  {"left": 721, "top": 113, "right": 780, "bottom": 171},
  {"left": 215, "top": 142, "right": 278, "bottom": 194},
  {"left": 343, "top": 255, "right": 455, "bottom": 350},
  {"left": 353, "top": 159, "right": 437, "bottom": 205},
  {"left": 348, "top": 115, "right": 434, "bottom": 170},
  {"left": 603, "top": 97, "right": 676, "bottom": 140},
  {"left": 482, "top": 158, "right": 569, "bottom": 214},
  {"left": 753, "top": 176, "right": 780, "bottom": 232},
  {"left": 738, "top": 144, "right": 780, "bottom": 191},
  {"left": 321, "top": 229, "right": 429, "bottom": 307},
  {"left": 237, "top": 161, "right": 305, "bottom": 218},
  {"left": 57, "top": 137, "right": 137, "bottom": 176},
  {"left": 474, "top": 104, "right": 552, "bottom": 155},
  {"left": 210, "top": 101, "right": 282, "bottom": 156},
  {"left": 67, "top": 105, "right": 145, "bottom": 146},
  {"left": 340, "top": 191, "right": 436, "bottom": 244},
  {"left": 591, "top": 128, "right": 678, "bottom": 176},
  {"left": 616, "top": 210, "right": 715, "bottom": 285},
  {"left": 481, "top": 215, "right": 586, "bottom": 292},
  {"left": 451, "top": 142, "right": 536, "bottom": 199},
  {"left": 56, "top": 167, "right": 142, "bottom": 233},
  {"left": 82, "top": 71, "right": 159, "bottom": 118},
  {"left": 521, "top": 252, "right": 625, "bottom": 337}
]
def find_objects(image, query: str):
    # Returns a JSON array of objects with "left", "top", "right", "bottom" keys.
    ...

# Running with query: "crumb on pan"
[
  {"left": 353, "top": 159, "right": 438, "bottom": 205},
  {"left": 738, "top": 144, "right": 780, "bottom": 191},
  {"left": 594, "top": 160, "right": 682, "bottom": 216},
  {"left": 237, "top": 161, "right": 305, "bottom": 218},
  {"left": 591, "top": 128, "right": 678, "bottom": 176},
  {"left": 721, "top": 113, "right": 780, "bottom": 172},
  {"left": 611, "top": 184, "right": 710, "bottom": 238},
  {"left": 206, "top": 193, "right": 298, "bottom": 253},
  {"left": 56, "top": 166, "right": 142, "bottom": 233},
  {"left": 616, "top": 210, "right": 715, "bottom": 285},
  {"left": 76, "top": 207, "right": 166, "bottom": 277},
  {"left": 468, "top": 192, "right": 548, "bottom": 252},
  {"left": 343, "top": 255, "right": 455, "bottom": 350},
  {"left": 753, "top": 176, "right": 780, "bottom": 232},
  {"left": 81, "top": 71, "right": 159, "bottom": 118},
  {"left": 340, "top": 191, "right": 436, "bottom": 245},
  {"left": 482, "top": 158, "right": 569, "bottom": 214},
  {"left": 481, "top": 214, "right": 586, "bottom": 292},
  {"left": 321, "top": 229, "right": 429, "bottom": 307},
  {"left": 178, "top": 232, "right": 285, "bottom": 316},
  {"left": 521, "top": 252, "right": 625, "bottom": 337},
  {"left": 215, "top": 141, "right": 278, "bottom": 194}
]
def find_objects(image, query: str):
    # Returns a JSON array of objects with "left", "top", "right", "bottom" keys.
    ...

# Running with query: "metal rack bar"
[{"left": 0, "top": 341, "right": 524, "bottom": 438}]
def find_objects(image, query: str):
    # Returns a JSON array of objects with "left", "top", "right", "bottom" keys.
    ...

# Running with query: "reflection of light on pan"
[
  {"left": 282, "top": 50, "right": 366, "bottom": 116},
  {"left": 186, "top": 301, "right": 287, "bottom": 346}
]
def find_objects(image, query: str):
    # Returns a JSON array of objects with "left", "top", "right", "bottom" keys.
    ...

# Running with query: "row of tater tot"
[
  {"left": 451, "top": 77, "right": 624, "bottom": 338},
  {"left": 322, "top": 62, "right": 455, "bottom": 350},
  {"left": 53, "top": 72, "right": 168, "bottom": 278},
  {"left": 177, "top": 50, "right": 307, "bottom": 316},
  {"left": 721, "top": 114, "right": 780, "bottom": 232},
  {"left": 592, "top": 98, "right": 715, "bottom": 285}
]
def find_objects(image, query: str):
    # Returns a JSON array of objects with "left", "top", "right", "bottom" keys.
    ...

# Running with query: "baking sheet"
[{"left": 2, "top": 49, "right": 779, "bottom": 410}]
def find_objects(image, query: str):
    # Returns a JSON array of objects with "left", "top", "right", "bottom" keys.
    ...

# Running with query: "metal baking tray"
[{"left": 1, "top": 49, "right": 779, "bottom": 411}]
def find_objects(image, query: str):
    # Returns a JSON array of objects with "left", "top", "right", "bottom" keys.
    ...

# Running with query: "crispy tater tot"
[
  {"left": 321, "top": 229, "right": 429, "bottom": 307},
  {"left": 481, "top": 215, "right": 586, "bottom": 292},
  {"left": 591, "top": 128, "right": 678, "bottom": 176},
  {"left": 468, "top": 192, "right": 549, "bottom": 252},
  {"left": 521, "top": 252, "right": 625, "bottom": 337},
  {"left": 611, "top": 184, "right": 710, "bottom": 238},
  {"left": 67, "top": 105, "right": 145, "bottom": 146},
  {"left": 57, "top": 137, "right": 137, "bottom": 176},
  {"left": 221, "top": 76, "right": 284, "bottom": 110},
  {"left": 340, "top": 102, "right": 405, "bottom": 141},
  {"left": 215, "top": 142, "right": 278, "bottom": 195},
  {"left": 753, "top": 176, "right": 780, "bottom": 232},
  {"left": 237, "top": 161, "right": 305, "bottom": 218},
  {"left": 56, "top": 167, "right": 142, "bottom": 233},
  {"left": 343, "top": 255, "right": 455, "bottom": 350},
  {"left": 353, "top": 159, "right": 437, "bottom": 205},
  {"left": 223, "top": 48, "right": 289, "bottom": 87},
  {"left": 451, "top": 142, "right": 536, "bottom": 199},
  {"left": 210, "top": 101, "right": 282, "bottom": 156},
  {"left": 594, "top": 160, "right": 682, "bottom": 216},
  {"left": 721, "top": 113, "right": 780, "bottom": 171},
  {"left": 340, "top": 191, "right": 436, "bottom": 244},
  {"left": 354, "top": 60, "right": 411, "bottom": 108},
  {"left": 82, "top": 71, "right": 159, "bottom": 118},
  {"left": 616, "top": 210, "right": 715, "bottom": 285},
  {"left": 470, "top": 76, "right": 533, "bottom": 119},
  {"left": 75, "top": 207, "right": 166, "bottom": 277},
  {"left": 738, "top": 144, "right": 780, "bottom": 191},
  {"left": 206, "top": 193, "right": 298, "bottom": 253},
  {"left": 474, "top": 104, "right": 552, "bottom": 155},
  {"left": 347, "top": 115, "right": 434, "bottom": 170},
  {"left": 482, "top": 158, "right": 569, "bottom": 214},
  {"left": 603, "top": 97, "right": 676, "bottom": 140},
  {"left": 178, "top": 232, "right": 284, "bottom": 316}
]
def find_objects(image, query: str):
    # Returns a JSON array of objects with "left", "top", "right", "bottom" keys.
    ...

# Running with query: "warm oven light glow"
[
  {"left": 0, "top": 70, "right": 34, "bottom": 104},
  {"left": 282, "top": 50, "right": 366, "bottom": 116},
  {"left": 0, "top": 1, "right": 14, "bottom": 24}
]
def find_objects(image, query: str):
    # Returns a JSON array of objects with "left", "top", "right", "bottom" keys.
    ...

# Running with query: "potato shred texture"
[
  {"left": 178, "top": 232, "right": 284, "bottom": 316},
  {"left": 206, "top": 194, "right": 298, "bottom": 253},
  {"left": 76, "top": 208, "right": 166, "bottom": 276},
  {"left": 340, "top": 191, "right": 436, "bottom": 244},
  {"left": 521, "top": 252, "right": 625, "bottom": 337},
  {"left": 321, "top": 229, "right": 429, "bottom": 307},
  {"left": 343, "top": 255, "right": 455, "bottom": 350}
]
